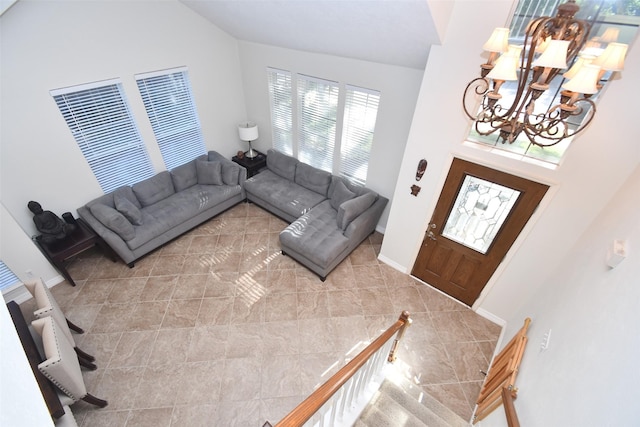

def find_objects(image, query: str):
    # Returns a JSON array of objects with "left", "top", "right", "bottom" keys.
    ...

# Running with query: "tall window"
[
  {"left": 267, "top": 68, "right": 293, "bottom": 155},
  {"left": 0, "top": 261, "right": 19, "bottom": 291},
  {"left": 136, "top": 67, "right": 206, "bottom": 170},
  {"left": 267, "top": 68, "right": 380, "bottom": 184},
  {"left": 297, "top": 75, "right": 339, "bottom": 172},
  {"left": 52, "top": 80, "right": 154, "bottom": 193},
  {"left": 340, "top": 86, "right": 380, "bottom": 184}
]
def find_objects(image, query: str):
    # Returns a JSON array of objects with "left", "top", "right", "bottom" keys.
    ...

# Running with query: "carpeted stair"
[{"left": 355, "top": 377, "right": 469, "bottom": 427}]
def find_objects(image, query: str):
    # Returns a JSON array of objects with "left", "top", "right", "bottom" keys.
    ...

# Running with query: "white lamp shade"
[
  {"left": 533, "top": 40, "right": 570, "bottom": 69},
  {"left": 238, "top": 122, "right": 259, "bottom": 141},
  {"left": 563, "top": 54, "right": 596, "bottom": 79},
  {"left": 592, "top": 42, "right": 627, "bottom": 71},
  {"left": 483, "top": 28, "right": 509, "bottom": 53},
  {"left": 487, "top": 52, "right": 519, "bottom": 81},
  {"left": 534, "top": 36, "right": 551, "bottom": 54},
  {"left": 598, "top": 27, "right": 619, "bottom": 44},
  {"left": 562, "top": 64, "right": 601, "bottom": 94}
]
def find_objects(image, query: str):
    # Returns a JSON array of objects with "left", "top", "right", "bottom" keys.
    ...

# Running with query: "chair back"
[
  {"left": 25, "top": 279, "right": 76, "bottom": 346},
  {"left": 32, "top": 316, "right": 86, "bottom": 402}
]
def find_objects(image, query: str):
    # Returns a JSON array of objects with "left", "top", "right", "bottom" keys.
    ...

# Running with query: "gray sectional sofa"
[
  {"left": 244, "top": 149, "right": 388, "bottom": 280},
  {"left": 78, "top": 151, "right": 245, "bottom": 266}
]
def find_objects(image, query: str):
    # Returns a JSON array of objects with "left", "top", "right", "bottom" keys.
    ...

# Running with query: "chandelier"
[{"left": 463, "top": 0, "right": 628, "bottom": 147}]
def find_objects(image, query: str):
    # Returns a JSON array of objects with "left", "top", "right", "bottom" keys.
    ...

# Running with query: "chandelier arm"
[
  {"left": 521, "top": 97, "right": 597, "bottom": 147},
  {"left": 462, "top": 77, "right": 491, "bottom": 120}
]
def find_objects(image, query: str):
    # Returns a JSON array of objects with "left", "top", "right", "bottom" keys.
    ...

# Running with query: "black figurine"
[{"left": 27, "top": 201, "right": 76, "bottom": 243}]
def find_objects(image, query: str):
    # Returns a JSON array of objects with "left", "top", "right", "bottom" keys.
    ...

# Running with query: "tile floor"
[{"left": 21, "top": 203, "right": 502, "bottom": 426}]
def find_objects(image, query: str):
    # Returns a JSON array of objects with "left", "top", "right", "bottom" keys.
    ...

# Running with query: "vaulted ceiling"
[{"left": 179, "top": 0, "right": 443, "bottom": 69}]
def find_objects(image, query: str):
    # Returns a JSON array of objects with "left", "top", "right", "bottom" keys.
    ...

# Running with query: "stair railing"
[
  {"left": 268, "top": 311, "right": 411, "bottom": 427},
  {"left": 473, "top": 317, "right": 530, "bottom": 425}
]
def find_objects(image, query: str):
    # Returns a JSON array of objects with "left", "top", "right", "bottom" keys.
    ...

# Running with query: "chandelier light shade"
[
  {"left": 238, "top": 122, "right": 259, "bottom": 158},
  {"left": 463, "top": 0, "right": 628, "bottom": 147},
  {"left": 592, "top": 42, "right": 628, "bottom": 72}
]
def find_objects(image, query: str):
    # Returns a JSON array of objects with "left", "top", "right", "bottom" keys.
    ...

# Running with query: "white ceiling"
[{"left": 179, "top": 0, "right": 441, "bottom": 69}]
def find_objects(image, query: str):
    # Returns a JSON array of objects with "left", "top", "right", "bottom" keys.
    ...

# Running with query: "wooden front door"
[{"left": 411, "top": 158, "right": 548, "bottom": 306}]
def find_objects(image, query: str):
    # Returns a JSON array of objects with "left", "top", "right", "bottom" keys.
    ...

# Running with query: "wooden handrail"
[
  {"left": 501, "top": 387, "right": 520, "bottom": 427},
  {"left": 474, "top": 318, "right": 530, "bottom": 424},
  {"left": 275, "top": 311, "right": 411, "bottom": 427}
]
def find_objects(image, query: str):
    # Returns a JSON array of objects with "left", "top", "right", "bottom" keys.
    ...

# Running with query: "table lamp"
[{"left": 238, "top": 122, "right": 259, "bottom": 159}]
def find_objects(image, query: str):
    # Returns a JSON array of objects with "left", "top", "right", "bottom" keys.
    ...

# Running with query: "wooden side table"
[
  {"left": 34, "top": 218, "right": 116, "bottom": 286},
  {"left": 232, "top": 150, "right": 267, "bottom": 178}
]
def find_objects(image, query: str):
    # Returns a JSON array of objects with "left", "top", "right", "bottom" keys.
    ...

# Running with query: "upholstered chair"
[
  {"left": 24, "top": 278, "right": 97, "bottom": 370},
  {"left": 31, "top": 316, "right": 108, "bottom": 408}
]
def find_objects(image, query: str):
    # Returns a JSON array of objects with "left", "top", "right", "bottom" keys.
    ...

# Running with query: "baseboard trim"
[
  {"left": 475, "top": 308, "right": 506, "bottom": 328},
  {"left": 377, "top": 254, "right": 408, "bottom": 274}
]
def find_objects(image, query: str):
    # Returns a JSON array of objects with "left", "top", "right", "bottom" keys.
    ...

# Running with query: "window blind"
[
  {"left": 136, "top": 68, "right": 206, "bottom": 170},
  {"left": 52, "top": 82, "right": 154, "bottom": 193},
  {"left": 339, "top": 86, "right": 380, "bottom": 185},
  {"left": 267, "top": 68, "right": 293, "bottom": 155},
  {"left": 0, "top": 261, "right": 19, "bottom": 291},
  {"left": 297, "top": 75, "right": 339, "bottom": 172}
]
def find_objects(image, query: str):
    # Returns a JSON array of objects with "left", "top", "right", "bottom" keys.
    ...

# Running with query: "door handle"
[{"left": 426, "top": 223, "right": 437, "bottom": 241}]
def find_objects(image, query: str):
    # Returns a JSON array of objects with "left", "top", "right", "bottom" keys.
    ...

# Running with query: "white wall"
[
  {"left": 380, "top": 0, "right": 640, "bottom": 326},
  {"left": 0, "top": 0, "right": 247, "bottom": 283},
  {"left": 0, "top": 300, "right": 53, "bottom": 427},
  {"left": 236, "top": 41, "right": 424, "bottom": 228},
  {"left": 481, "top": 165, "right": 640, "bottom": 426}
]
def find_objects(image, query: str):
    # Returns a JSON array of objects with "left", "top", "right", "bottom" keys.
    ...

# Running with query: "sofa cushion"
[
  {"left": 267, "top": 149, "right": 298, "bottom": 181},
  {"left": 196, "top": 160, "right": 223, "bottom": 185},
  {"left": 171, "top": 161, "right": 198, "bottom": 192},
  {"left": 124, "top": 184, "right": 242, "bottom": 250},
  {"left": 221, "top": 162, "right": 240, "bottom": 185},
  {"left": 132, "top": 171, "right": 175, "bottom": 207},
  {"left": 337, "top": 192, "right": 377, "bottom": 230},
  {"left": 90, "top": 203, "right": 135, "bottom": 240},
  {"left": 295, "top": 163, "right": 332, "bottom": 196},
  {"left": 114, "top": 193, "right": 143, "bottom": 226},
  {"left": 280, "top": 200, "right": 349, "bottom": 268},
  {"left": 330, "top": 180, "right": 356, "bottom": 210},
  {"left": 244, "top": 170, "right": 326, "bottom": 219}
]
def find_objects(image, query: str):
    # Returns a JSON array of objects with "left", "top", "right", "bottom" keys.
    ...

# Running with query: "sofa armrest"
[
  {"left": 77, "top": 206, "right": 135, "bottom": 264},
  {"left": 343, "top": 195, "right": 388, "bottom": 243}
]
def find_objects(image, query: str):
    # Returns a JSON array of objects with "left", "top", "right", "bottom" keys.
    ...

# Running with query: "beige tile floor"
[{"left": 21, "top": 202, "right": 501, "bottom": 426}]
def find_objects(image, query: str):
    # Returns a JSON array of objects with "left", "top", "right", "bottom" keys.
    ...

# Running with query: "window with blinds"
[
  {"left": 0, "top": 261, "right": 19, "bottom": 291},
  {"left": 267, "top": 68, "right": 293, "bottom": 155},
  {"left": 51, "top": 80, "right": 154, "bottom": 193},
  {"left": 266, "top": 69, "right": 381, "bottom": 184},
  {"left": 136, "top": 67, "right": 206, "bottom": 170},
  {"left": 297, "top": 75, "right": 339, "bottom": 173},
  {"left": 340, "top": 86, "right": 380, "bottom": 185}
]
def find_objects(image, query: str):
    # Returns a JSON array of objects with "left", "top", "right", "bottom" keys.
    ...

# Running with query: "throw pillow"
[
  {"left": 171, "top": 161, "right": 198, "bottom": 191},
  {"left": 90, "top": 203, "right": 135, "bottom": 241},
  {"left": 330, "top": 180, "right": 356, "bottom": 210},
  {"left": 196, "top": 160, "right": 224, "bottom": 185},
  {"left": 221, "top": 162, "right": 239, "bottom": 185},
  {"left": 337, "top": 192, "right": 377, "bottom": 230},
  {"left": 114, "top": 194, "right": 143, "bottom": 226}
]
